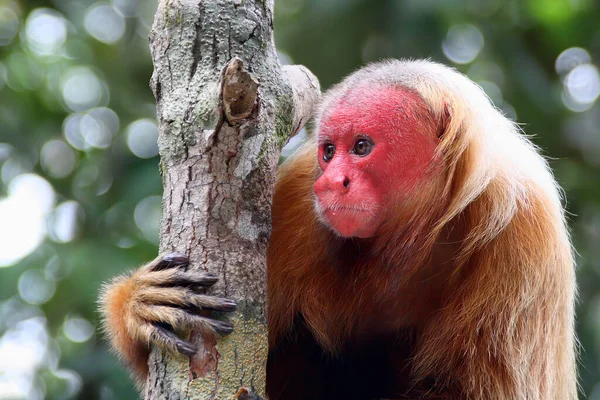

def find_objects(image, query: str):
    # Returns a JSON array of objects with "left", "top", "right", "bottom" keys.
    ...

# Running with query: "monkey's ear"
[{"left": 436, "top": 103, "right": 452, "bottom": 138}]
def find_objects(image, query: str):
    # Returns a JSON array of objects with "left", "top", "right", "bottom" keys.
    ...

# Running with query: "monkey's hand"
[{"left": 99, "top": 252, "right": 236, "bottom": 381}]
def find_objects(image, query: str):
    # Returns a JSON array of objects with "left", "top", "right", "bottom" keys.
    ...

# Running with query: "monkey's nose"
[
  {"left": 331, "top": 174, "right": 350, "bottom": 191},
  {"left": 314, "top": 171, "right": 351, "bottom": 196}
]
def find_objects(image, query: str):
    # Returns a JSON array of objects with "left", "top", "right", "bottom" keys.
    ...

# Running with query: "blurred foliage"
[{"left": 0, "top": 0, "right": 599, "bottom": 399}]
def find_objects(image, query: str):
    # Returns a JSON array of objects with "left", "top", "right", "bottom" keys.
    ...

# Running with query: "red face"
[{"left": 313, "top": 85, "right": 439, "bottom": 238}]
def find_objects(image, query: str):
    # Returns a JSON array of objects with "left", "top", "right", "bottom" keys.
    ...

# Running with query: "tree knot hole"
[{"left": 222, "top": 57, "right": 259, "bottom": 124}]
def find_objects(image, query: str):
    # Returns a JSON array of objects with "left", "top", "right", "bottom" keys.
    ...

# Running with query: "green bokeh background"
[{"left": 0, "top": 0, "right": 599, "bottom": 398}]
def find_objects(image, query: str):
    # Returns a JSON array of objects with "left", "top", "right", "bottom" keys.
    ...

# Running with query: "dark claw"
[
  {"left": 209, "top": 319, "right": 234, "bottom": 336},
  {"left": 152, "top": 323, "right": 198, "bottom": 356},
  {"left": 203, "top": 298, "right": 237, "bottom": 313},
  {"left": 154, "top": 252, "right": 189, "bottom": 271},
  {"left": 173, "top": 272, "right": 218, "bottom": 288},
  {"left": 176, "top": 341, "right": 198, "bottom": 356},
  {"left": 196, "top": 273, "right": 218, "bottom": 287}
]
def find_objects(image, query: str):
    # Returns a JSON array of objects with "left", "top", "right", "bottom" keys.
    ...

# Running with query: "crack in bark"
[
  {"left": 154, "top": 79, "right": 162, "bottom": 102},
  {"left": 240, "top": 25, "right": 258, "bottom": 45},
  {"left": 211, "top": 33, "right": 218, "bottom": 70},
  {"left": 190, "top": 20, "right": 202, "bottom": 80},
  {"left": 227, "top": 22, "right": 232, "bottom": 60},
  {"left": 184, "top": 376, "right": 191, "bottom": 399}
]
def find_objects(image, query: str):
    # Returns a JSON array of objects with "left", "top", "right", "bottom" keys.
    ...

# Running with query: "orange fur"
[
  {"left": 267, "top": 60, "right": 577, "bottom": 399},
  {"left": 99, "top": 257, "right": 230, "bottom": 387},
  {"left": 99, "top": 274, "right": 150, "bottom": 382}
]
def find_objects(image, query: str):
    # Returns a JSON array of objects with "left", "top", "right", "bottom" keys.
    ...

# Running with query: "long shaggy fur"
[{"left": 268, "top": 60, "right": 577, "bottom": 399}]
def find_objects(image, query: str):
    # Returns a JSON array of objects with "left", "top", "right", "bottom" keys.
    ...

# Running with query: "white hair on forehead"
[{"left": 315, "top": 59, "right": 564, "bottom": 223}]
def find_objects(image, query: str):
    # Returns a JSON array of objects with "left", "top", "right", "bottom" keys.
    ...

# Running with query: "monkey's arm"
[
  {"left": 413, "top": 185, "right": 576, "bottom": 399},
  {"left": 99, "top": 253, "right": 236, "bottom": 382},
  {"left": 266, "top": 141, "right": 322, "bottom": 346}
]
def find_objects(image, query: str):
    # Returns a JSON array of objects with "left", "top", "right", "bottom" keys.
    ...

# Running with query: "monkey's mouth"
[
  {"left": 318, "top": 203, "right": 374, "bottom": 218},
  {"left": 314, "top": 200, "right": 380, "bottom": 238},
  {"left": 315, "top": 198, "right": 377, "bottom": 217},
  {"left": 325, "top": 205, "right": 370, "bottom": 214}
]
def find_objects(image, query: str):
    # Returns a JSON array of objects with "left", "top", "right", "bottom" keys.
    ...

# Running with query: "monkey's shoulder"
[
  {"left": 268, "top": 141, "right": 327, "bottom": 270},
  {"left": 272, "top": 141, "right": 319, "bottom": 229}
]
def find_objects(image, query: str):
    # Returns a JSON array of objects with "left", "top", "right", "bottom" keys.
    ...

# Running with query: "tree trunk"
[{"left": 144, "top": 0, "right": 320, "bottom": 399}]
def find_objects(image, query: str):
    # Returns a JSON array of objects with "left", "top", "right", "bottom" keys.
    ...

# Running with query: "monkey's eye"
[
  {"left": 353, "top": 138, "right": 373, "bottom": 156},
  {"left": 323, "top": 144, "right": 335, "bottom": 162}
]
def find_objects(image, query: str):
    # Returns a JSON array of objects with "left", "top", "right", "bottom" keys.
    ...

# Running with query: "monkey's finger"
[
  {"left": 136, "top": 321, "right": 198, "bottom": 356},
  {"left": 137, "top": 305, "right": 234, "bottom": 336},
  {"left": 162, "top": 270, "right": 219, "bottom": 288},
  {"left": 137, "top": 269, "right": 218, "bottom": 288},
  {"left": 145, "top": 252, "right": 189, "bottom": 272},
  {"left": 136, "top": 287, "right": 237, "bottom": 313},
  {"left": 150, "top": 323, "right": 198, "bottom": 356}
]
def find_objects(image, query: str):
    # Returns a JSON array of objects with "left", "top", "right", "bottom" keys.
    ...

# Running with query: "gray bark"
[{"left": 144, "top": 0, "right": 320, "bottom": 399}]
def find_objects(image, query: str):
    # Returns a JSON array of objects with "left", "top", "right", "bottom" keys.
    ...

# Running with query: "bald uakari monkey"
[{"left": 100, "top": 60, "right": 577, "bottom": 400}]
